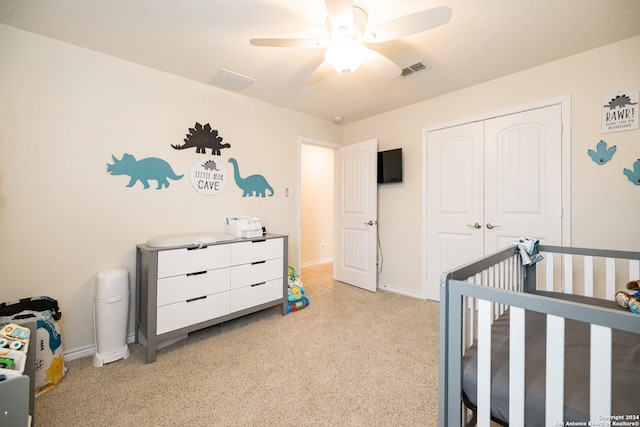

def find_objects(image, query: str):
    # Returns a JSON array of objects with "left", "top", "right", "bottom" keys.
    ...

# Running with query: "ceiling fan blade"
[
  {"left": 250, "top": 38, "right": 329, "bottom": 48},
  {"left": 366, "top": 6, "right": 452, "bottom": 43},
  {"left": 306, "top": 61, "right": 333, "bottom": 86},
  {"left": 325, "top": 0, "right": 354, "bottom": 33},
  {"left": 362, "top": 49, "right": 401, "bottom": 79}
]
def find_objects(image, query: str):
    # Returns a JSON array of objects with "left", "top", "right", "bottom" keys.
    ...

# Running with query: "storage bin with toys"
[{"left": 0, "top": 296, "right": 67, "bottom": 395}]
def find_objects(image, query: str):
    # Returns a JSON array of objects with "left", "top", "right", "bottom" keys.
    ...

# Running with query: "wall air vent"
[
  {"left": 401, "top": 61, "right": 430, "bottom": 77},
  {"left": 210, "top": 69, "right": 255, "bottom": 92}
]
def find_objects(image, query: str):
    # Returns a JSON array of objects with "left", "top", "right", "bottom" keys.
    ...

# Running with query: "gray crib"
[{"left": 439, "top": 245, "right": 640, "bottom": 427}]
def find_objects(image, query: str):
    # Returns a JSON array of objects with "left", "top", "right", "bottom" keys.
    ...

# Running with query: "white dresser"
[{"left": 135, "top": 235, "right": 287, "bottom": 363}]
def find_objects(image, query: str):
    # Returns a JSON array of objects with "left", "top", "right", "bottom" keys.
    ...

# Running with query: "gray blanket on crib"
[{"left": 461, "top": 292, "right": 640, "bottom": 426}]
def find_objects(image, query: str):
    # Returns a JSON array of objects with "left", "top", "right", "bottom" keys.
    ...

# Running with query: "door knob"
[
  {"left": 486, "top": 223, "right": 500, "bottom": 229},
  {"left": 364, "top": 220, "right": 376, "bottom": 226},
  {"left": 466, "top": 222, "right": 482, "bottom": 229}
]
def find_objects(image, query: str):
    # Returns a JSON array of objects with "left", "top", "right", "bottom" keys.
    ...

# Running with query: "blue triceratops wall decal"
[
  {"left": 107, "top": 153, "right": 183, "bottom": 189},
  {"left": 587, "top": 140, "right": 616, "bottom": 165},
  {"left": 623, "top": 159, "right": 640, "bottom": 186},
  {"left": 228, "top": 158, "right": 274, "bottom": 197}
]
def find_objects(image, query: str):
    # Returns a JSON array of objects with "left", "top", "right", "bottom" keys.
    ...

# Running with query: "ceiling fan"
[{"left": 250, "top": 0, "right": 452, "bottom": 85}]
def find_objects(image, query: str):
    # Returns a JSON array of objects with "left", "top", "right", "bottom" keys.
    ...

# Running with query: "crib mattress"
[{"left": 461, "top": 292, "right": 640, "bottom": 426}]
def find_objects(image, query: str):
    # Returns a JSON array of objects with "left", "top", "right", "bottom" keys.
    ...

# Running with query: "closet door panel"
[
  {"left": 426, "top": 122, "right": 484, "bottom": 301},
  {"left": 484, "top": 105, "right": 563, "bottom": 252}
]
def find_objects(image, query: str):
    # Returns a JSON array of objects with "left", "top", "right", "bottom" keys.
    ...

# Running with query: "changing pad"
[{"left": 146, "top": 233, "right": 237, "bottom": 248}]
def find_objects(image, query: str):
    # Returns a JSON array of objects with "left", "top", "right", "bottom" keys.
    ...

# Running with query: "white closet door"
[
  {"left": 484, "top": 105, "right": 563, "bottom": 252},
  {"left": 426, "top": 122, "right": 485, "bottom": 301},
  {"left": 426, "top": 105, "right": 563, "bottom": 301}
]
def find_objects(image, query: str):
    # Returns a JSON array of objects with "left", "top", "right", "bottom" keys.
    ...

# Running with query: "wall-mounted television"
[{"left": 377, "top": 148, "right": 403, "bottom": 184}]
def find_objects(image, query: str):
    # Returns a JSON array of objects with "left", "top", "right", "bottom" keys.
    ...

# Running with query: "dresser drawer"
[
  {"left": 229, "top": 278, "right": 283, "bottom": 313},
  {"left": 157, "top": 267, "right": 229, "bottom": 306},
  {"left": 157, "top": 245, "right": 230, "bottom": 278},
  {"left": 230, "top": 258, "right": 283, "bottom": 290},
  {"left": 230, "top": 238, "right": 283, "bottom": 266},
  {"left": 156, "top": 292, "right": 230, "bottom": 335}
]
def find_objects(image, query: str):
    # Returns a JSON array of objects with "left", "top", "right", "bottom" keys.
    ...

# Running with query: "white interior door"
[
  {"left": 484, "top": 105, "right": 563, "bottom": 251},
  {"left": 426, "top": 122, "right": 485, "bottom": 301},
  {"left": 334, "top": 138, "right": 378, "bottom": 292},
  {"left": 426, "top": 105, "right": 563, "bottom": 301}
]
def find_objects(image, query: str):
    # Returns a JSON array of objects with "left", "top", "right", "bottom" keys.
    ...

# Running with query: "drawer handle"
[
  {"left": 251, "top": 239, "right": 266, "bottom": 244},
  {"left": 251, "top": 282, "right": 266, "bottom": 287},
  {"left": 187, "top": 271, "right": 207, "bottom": 277},
  {"left": 251, "top": 260, "right": 266, "bottom": 265},
  {"left": 186, "top": 246, "right": 206, "bottom": 251},
  {"left": 186, "top": 295, "right": 207, "bottom": 303}
]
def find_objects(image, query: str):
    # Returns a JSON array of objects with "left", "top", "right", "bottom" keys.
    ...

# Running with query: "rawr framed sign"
[
  {"left": 189, "top": 157, "right": 228, "bottom": 195},
  {"left": 602, "top": 87, "right": 638, "bottom": 134}
]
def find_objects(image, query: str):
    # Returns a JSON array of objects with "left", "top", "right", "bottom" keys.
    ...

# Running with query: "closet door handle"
[
  {"left": 486, "top": 223, "right": 500, "bottom": 229},
  {"left": 466, "top": 222, "right": 482, "bottom": 229}
]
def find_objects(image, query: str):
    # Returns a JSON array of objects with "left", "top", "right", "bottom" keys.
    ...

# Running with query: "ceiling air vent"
[
  {"left": 210, "top": 69, "right": 255, "bottom": 92},
  {"left": 401, "top": 61, "right": 430, "bottom": 77}
]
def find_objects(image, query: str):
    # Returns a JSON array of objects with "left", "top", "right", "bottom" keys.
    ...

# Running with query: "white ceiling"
[{"left": 2, "top": 0, "right": 640, "bottom": 124}]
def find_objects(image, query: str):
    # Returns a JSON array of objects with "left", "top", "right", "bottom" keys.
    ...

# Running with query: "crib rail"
[
  {"left": 438, "top": 245, "right": 640, "bottom": 427},
  {"left": 532, "top": 245, "right": 640, "bottom": 299}
]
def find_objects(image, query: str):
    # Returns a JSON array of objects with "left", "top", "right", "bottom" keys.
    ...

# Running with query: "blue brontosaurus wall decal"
[
  {"left": 107, "top": 153, "right": 183, "bottom": 189},
  {"left": 623, "top": 159, "right": 640, "bottom": 186},
  {"left": 228, "top": 158, "right": 274, "bottom": 197},
  {"left": 587, "top": 140, "right": 616, "bottom": 165}
]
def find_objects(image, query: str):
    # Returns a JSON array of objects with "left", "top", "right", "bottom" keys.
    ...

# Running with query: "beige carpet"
[{"left": 35, "top": 263, "right": 441, "bottom": 426}]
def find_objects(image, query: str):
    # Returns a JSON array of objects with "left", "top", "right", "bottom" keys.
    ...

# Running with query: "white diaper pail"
[{"left": 93, "top": 268, "right": 130, "bottom": 367}]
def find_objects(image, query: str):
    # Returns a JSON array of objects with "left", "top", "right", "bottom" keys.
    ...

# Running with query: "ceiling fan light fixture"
[{"left": 325, "top": 39, "right": 368, "bottom": 75}]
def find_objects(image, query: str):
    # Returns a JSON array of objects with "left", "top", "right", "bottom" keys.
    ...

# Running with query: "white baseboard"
[
  {"left": 301, "top": 258, "right": 332, "bottom": 268},
  {"left": 377, "top": 282, "right": 423, "bottom": 299},
  {"left": 63, "top": 333, "right": 137, "bottom": 362}
]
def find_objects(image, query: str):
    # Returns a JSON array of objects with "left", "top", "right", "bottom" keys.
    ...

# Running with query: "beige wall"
[
  {"left": 0, "top": 25, "right": 340, "bottom": 353},
  {"left": 344, "top": 35, "right": 640, "bottom": 296},
  {"left": 2, "top": 23, "right": 639, "bottom": 355},
  {"left": 301, "top": 144, "right": 334, "bottom": 266}
]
